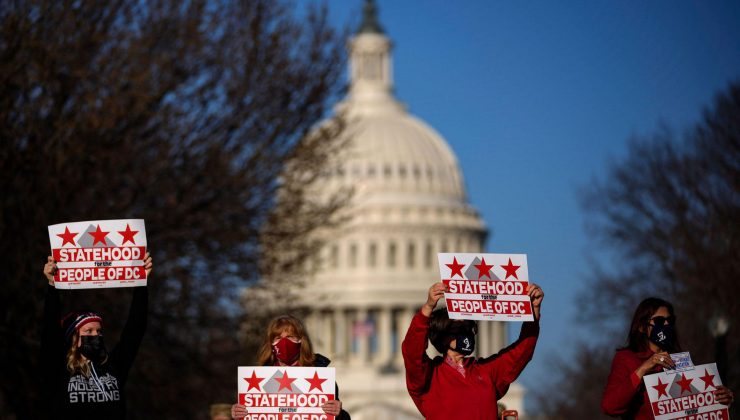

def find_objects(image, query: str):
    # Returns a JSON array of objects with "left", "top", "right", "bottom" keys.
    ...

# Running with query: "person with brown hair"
[
  {"left": 231, "top": 315, "right": 350, "bottom": 419},
  {"left": 402, "top": 281, "right": 544, "bottom": 419},
  {"left": 41, "top": 253, "right": 153, "bottom": 419},
  {"left": 602, "top": 297, "right": 734, "bottom": 419}
]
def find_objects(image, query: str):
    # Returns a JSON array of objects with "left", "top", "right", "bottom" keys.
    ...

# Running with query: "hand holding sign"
[
  {"left": 142, "top": 252, "right": 153, "bottom": 276},
  {"left": 713, "top": 386, "right": 734, "bottom": 405},
  {"left": 637, "top": 352, "right": 676, "bottom": 379},
  {"left": 320, "top": 400, "right": 342, "bottom": 417},
  {"left": 43, "top": 256, "right": 58, "bottom": 286},
  {"left": 422, "top": 282, "right": 446, "bottom": 317},
  {"left": 527, "top": 283, "right": 544, "bottom": 321}
]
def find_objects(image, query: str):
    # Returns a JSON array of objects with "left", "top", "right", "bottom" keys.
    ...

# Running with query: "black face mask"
[
  {"left": 649, "top": 323, "right": 677, "bottom": 352},
  {"left": 452, "top": 333, "right": 475, "bottom": 356},
  {"left": 79, "top": 335, "right": 107, "bottom": 363}
]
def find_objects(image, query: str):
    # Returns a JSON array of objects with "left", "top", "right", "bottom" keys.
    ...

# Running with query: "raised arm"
[
  {"left": 601, "top": 350, "right": 673, "bottom": 415},
  {"left": 111, "top": 252, "right": 152, "bottom": 374},
  {"left": 402, "top": 283, "right": 444, "bottom": 401},
  {"left": 481, "top": 283, "right": 543, "bottom": 398},
  {"left": 41, "top": 257, "right": 64, "bottom": 396}
]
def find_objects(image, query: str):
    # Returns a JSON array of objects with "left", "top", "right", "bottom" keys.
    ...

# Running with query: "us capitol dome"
[{"left": 293, "top": 1, "right": 525, "bottom": 418}]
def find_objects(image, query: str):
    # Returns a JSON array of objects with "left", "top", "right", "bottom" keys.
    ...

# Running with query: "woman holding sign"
[
  {"left": 231, "top": 315, "right": 350, "bottom": 419},
  {"left": 41, "top": 253, "right": 152, "bottom": 420},
  {"left": 601, "top": 297, "right": 734, "bottom": 419},
  {"left": 402, "top": 281, "right": 544, "bottom": 419}
]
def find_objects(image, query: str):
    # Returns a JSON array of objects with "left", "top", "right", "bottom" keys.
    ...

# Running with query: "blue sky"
[{"left": 326, "top": 0, "right": 740, "bottom": 411}]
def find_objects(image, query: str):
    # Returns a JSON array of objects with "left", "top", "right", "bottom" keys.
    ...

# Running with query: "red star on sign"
[
  {"left": 57, "top": 227, "right": 78, "bottom": 247},
  {"left": 276, "top": 370, "right": 296, "bottom": 391},
  {"left": 305, "top": 371, "right": 327, "bottom": 392},
  {"left": 676, "top": 373, "right": 693, "bottom": 395},
  {"left": 474, "top": 257, "right": 494, "bottom": 279},
  {"left": 89, "top": 225, "right": 110, "bottom": 246},
  {"left": 653, "top": 377, "right": 669, "bottom": 398},
  {"left": 445, "top": 257, "right": 465, "bottom": 278},
  {"left": 117, "top": 224, "right": 139, "bottom": 245},
  {"left": 699, "top": 369, "right": 716, "bottom": 390},
  {"left": 501, "top": 258, "right": 520, "bottom": 280},
  {"left": 243, "top": 370, "right": 264, "bottom": 392}
]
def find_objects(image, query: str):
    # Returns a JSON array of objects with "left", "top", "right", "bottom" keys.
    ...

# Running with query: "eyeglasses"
[{"left": 649, "top": 315, "right": 676, "bottom": 326}]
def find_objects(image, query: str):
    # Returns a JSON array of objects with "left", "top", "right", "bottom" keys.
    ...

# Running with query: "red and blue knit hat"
[{"left": 61, "top": 311, "right": 103, "bottom": 343}]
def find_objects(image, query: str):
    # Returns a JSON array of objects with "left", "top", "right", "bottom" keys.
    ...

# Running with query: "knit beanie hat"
[{"left": 61, "top": 311, "right": 103, "bottom": 344}]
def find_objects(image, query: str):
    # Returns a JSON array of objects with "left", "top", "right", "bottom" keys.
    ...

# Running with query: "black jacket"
[{"left": 41, "top": 285, "right": 147, "bottom": 420}]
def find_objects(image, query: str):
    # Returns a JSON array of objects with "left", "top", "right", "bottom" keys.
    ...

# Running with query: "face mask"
[
  {"left": 452, "top": 333, "right": 475, "bottom": 356},
  {"left": 649, "top": 323, "right": 676, "bottom": 352},
  {"left": 272, "top": 337, "right": 301, "bottom": 364},
  {"left": 79, "top": 335, "right": 107, "bottom": 363}
]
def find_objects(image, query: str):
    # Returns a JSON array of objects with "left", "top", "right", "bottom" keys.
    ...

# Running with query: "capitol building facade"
[{"left": 295, "top": 2, "right": 525, "bottom": 418}]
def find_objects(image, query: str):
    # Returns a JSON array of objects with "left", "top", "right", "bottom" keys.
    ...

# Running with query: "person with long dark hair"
[
  {"left": 231, "top": 315, "right": 350, "bottom": 419},
  {"left": 602, "top": 297, "right": 734, "bottom": 419},
  {"left": 41, "top": 253, "right": 152, "bottom": 419},
  {"left": 402, "top": 281, "right": 544, "bottom": 419}
]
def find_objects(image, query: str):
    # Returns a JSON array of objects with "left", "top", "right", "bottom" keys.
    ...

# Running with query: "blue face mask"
[
  {"left": 453, "top": 333, "right": 475, "bottom": 356},
  {"left": 649, "top": 323, "right": 676, "bottom": 352}
]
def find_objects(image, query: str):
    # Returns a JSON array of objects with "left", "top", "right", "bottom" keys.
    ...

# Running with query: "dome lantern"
[{"left": 357, "top": 0, "right": 384, "bottom": 35}]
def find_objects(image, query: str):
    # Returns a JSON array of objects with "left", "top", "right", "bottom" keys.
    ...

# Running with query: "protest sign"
[
  {"left": 437, "top": 253, "right": 533, "bottom": 322},
  {"left": 665, "top": 352, "right": 695, "bottom": 374},
  {"left": 48, "top": 219, "right": 147, "bottom": 289},
  {"left": 238, "top": 366, "right": 336, "bottom": 420},
  {"left": 644, "top": 362, "right": 729, "bottom": 420}
]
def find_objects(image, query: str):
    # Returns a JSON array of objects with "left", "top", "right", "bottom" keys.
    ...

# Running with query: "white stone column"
[
  {"left": 333, "top": 308, "right": 347, "bottom": 363},
  {"left": 394, "top": 307, "right": 416, "bottom": 366},
  {"left": 492, "top": 321, "right": 504, "bottom": 352},
  {"left": 478, "top": 320, "right": 490, "bottom": 357},
  {"left": 376, "top": 307, "right": 392, "bottom": 366},
  {"left": 306, "top": 309, "right": 320, "bottom": 352},
  {"left": 323, "top": 310, "right": 334, "bottom": 359},
  {"left": 356, "top": 308, "right": 369, "bottom": 365}
]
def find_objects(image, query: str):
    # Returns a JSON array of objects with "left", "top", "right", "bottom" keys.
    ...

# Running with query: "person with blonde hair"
[
  {"left": 231, "top": 315, "right": 349, "bottom": 419},
  {"left": 41, "top": 253, "right": 152, "bottom": 419}
]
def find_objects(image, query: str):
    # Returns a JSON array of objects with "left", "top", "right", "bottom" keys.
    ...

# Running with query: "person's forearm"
[
  {"left": 421, "top": 301, "right": 435, "bottom": 317},
  {"left": 402, "top": 311, "right": 432, "bottom": 394}
]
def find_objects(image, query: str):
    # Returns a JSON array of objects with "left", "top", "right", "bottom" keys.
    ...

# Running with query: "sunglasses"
[{"left": 649, "top": 315, "right": 676, "bottom": 326}]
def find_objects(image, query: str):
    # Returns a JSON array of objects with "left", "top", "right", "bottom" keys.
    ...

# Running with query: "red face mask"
[{"left": 272, "top": 337, "right": 301, "bottom": 365}]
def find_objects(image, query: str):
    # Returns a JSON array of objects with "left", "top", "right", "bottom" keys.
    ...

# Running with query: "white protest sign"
[
  {"left": 238, "top": 366, "right": 336, "bottom": 420},
  {"left": 437, "top": 253, "right": 533, "bottom": 322},
  {"left": 643, "top": 362, "right": 729, "bottom": 420},
  {"left": 665, "top": 352, "right": 695, "bottom": 374},
  {"left": 48, "top": 219, "right": 147, "bottom": 289}
]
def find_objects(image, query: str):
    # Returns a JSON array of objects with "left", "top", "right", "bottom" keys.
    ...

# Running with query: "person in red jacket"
[
  {"left": 602, "top": 297, "right": 734, "bottom": 419},
  {"left": 402, "top": 281, "right": 543, "bottom": 420}
]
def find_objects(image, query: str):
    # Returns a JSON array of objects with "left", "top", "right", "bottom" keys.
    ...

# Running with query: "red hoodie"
[
  {"left": 602, "top": 348, "right": 660, "bottom": 419},
  {"left": 402, "top": 310, "right": 539, "bottom": 420}
]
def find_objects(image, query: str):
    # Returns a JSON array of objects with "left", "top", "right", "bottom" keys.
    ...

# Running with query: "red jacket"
[
  {"left": 602, "top": 348, "right": 661, "bottom": 419},
  {"left": 402, "top": 311, "right": 539, "bottom": 420}
]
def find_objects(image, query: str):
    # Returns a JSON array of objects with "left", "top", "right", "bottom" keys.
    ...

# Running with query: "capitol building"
[{"left": 293, "top": 1, "right": 525, "bottom": 418}]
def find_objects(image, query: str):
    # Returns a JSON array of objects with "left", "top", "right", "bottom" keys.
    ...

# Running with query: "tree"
[
  {"left": 0, "top": 0, "right": 347, "bottom": 418},
  {"left": 534, "top": 81, "right": 740, "bottom": 418}
]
